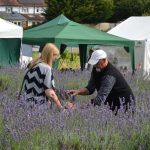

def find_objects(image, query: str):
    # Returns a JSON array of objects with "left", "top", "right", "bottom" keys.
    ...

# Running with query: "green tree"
[
  {"left": 142, "top": 0, "right": 150, "bottom": 16},
  {"left": 44, "top": 0, "right": 114, "bottom": 23},
  {"left": 110, "top": 0, "right": 149, "bottom": 22},
  {"left": 93, "top": 0, "right": 114, "bottom": 22}
]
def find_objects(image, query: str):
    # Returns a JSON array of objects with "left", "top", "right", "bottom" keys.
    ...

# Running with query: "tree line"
[{"left": 44, "top": 0, "right": 150, "bottom": 23}]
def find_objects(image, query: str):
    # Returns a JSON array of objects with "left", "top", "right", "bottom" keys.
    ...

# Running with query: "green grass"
[
  {"left": 3, "top": 124, "right": 150, "bottom": 150},
  {"left": 0, "top": 75, "right": 10, "bottom": 93},
  {"left": 1, "top": 60, "right": 150, "bottom": 149}
]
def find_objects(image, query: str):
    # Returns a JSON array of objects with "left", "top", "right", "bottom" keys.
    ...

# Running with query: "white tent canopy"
[
  {"left": 108, "top": 16, "right": 150, "bottom": 74},
  {"left": 108, "top": 16, "right": 150, "bottom": 40},
  {"left": 0, "top": 18, "right": 23, "bottom": 65},
  {"left": 0, "top": 18, "right": 23, "bottom": 38},
  {"left": 0, "top": 18, "right": 32, "bottom": 67}
]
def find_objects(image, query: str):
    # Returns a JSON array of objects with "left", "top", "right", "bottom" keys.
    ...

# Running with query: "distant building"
[
  {"left": 21, "top": 13, "right": 45, "bottom": 27},
  {"left": 0, "top": 11, "right": 27, "bottom": 27},
  {"left": 0, "top": 0, "right": 46, "bottom": 28}
]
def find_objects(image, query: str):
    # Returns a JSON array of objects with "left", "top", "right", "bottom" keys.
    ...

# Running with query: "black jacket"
[{"left": 88, "top": 62, "right": 135, "bottom": 110}]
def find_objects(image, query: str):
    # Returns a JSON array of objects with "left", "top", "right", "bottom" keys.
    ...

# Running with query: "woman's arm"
[{"left": 45, "top": 88, "right": 62, "bottom": 109}]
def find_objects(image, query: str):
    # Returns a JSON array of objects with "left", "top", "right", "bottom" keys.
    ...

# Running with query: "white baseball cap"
[{"left": 88, "top": 50, "right": 107, "bottom": 65}]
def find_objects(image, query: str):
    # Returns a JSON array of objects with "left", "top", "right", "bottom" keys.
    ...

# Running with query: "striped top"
[{"left": 24, "top": 62, "right": 55, "bottom": 101}]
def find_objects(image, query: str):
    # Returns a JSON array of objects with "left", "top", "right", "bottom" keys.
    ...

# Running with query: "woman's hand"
[{"left": 64, "top": 102, "right": 76, "bottom": 109}]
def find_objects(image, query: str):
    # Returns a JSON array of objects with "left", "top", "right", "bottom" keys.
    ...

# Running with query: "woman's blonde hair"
[{"left": 29, "top": 43, "right": 59, "bottom": 69}]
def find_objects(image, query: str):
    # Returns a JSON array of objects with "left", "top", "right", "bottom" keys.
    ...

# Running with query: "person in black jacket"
[{"left": 68, "top": 50, "right": 135, "bottom": 113}]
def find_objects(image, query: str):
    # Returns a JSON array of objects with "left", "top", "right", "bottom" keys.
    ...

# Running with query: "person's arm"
[
  {"left": 68, "top": 72, "right": 96, "bottom": 96},
  {"left": 44, "top": 68, "right": 63, "bottom": 110},
  {"left": 91, "top": 75, "right": 116, "bottom": 106},
  {"left": 85, "top": 71, "right": 96, "bottom": 94},
  {"left": 45, "top": 89, "right": 62, "bottom": 109},
  {"left": 67, "top": 88, "right": 89, "bottom": 96}
]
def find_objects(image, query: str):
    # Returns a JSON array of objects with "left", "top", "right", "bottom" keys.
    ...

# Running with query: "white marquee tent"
[
  {"left": 108, "top": 16, "right": 150, "bottom": 74},
  {"left": 0, "top": 18, "right": 32, "bottom": 67},
  {"left": 0, "top": 18, "right": 22, "bottom": 38},
  {"left": 0, "top": 18, "right": 23, "bottom": 65}
]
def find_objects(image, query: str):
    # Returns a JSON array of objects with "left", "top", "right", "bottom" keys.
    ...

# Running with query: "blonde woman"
[{"left": 23, "top": 43, "right": 63, "bottom": 110}]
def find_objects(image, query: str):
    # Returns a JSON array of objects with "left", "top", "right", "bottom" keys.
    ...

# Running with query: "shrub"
[{"left": 0, "top": 75, "right": 10, "bottom": 93}]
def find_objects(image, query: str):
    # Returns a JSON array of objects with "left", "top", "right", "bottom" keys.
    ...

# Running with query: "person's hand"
[
  {"left": 59, "top": 107, "right": 69, "bottom": 115},
  {"left": 64, "top": 102, "right": 76, "bottom": 110},
  {"left": 66, "top": 90, "right": 79, "bottom": 96}
]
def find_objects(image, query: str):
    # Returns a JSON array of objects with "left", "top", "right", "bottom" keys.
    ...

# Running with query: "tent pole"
[
  {"left": 129, "top": 45, "right": 135, "bottom": 74},
  {"left": 79, "top": 44, "right": 87, "bottom": 70}
]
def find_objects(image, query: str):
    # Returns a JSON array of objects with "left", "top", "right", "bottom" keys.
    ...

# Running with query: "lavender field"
[{"left": 0, "top": 66, "right": 150, "bottom": 150}]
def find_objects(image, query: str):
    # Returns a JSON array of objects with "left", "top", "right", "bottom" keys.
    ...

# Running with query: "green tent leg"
[
  {"left": 129, "top": 45, "right": 135, "bottom": 72},
  {"left": 60, "top": 44, "right": 67, "bottom": 54},
  {"left": 79, "top": 44, "right": 87, "bottom": 70}
]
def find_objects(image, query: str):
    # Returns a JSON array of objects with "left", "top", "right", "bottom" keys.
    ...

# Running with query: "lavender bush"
[{"left": 0, "top": 66, "right": 150, "bottom": 150}]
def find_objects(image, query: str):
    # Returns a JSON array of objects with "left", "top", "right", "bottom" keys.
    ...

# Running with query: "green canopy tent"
[
  {"left": 0, "top": 18, "right": 23, "bottom": 66},
  {"left": 23, "top": 14, "right": 135, "bottom": 70}
]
